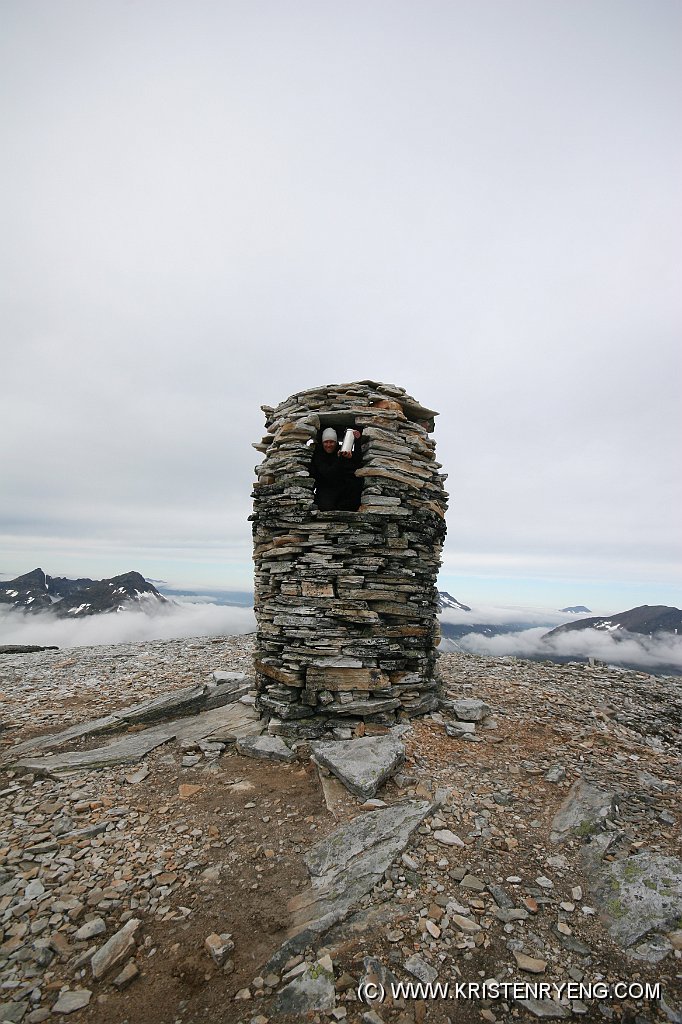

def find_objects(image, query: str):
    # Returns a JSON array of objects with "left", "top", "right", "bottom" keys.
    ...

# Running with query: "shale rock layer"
[{"left": 250, "top": 380, "right": 448, "bottom": 737}]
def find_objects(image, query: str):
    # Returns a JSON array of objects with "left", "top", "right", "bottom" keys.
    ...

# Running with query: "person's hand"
[{"left": 340, "top": 450, "right": 352, "bottom": 458}]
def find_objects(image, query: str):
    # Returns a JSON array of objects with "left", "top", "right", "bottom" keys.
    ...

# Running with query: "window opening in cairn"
[
  {"left": 250, "top": 380, "right": 449, "bottom": 739},
  {"left": 309, "top": 418, "right": 363, "bottom": 512}
]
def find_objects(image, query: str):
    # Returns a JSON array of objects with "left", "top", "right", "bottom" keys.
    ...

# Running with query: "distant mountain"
[
  {"left": 437, "top": 592, "right": 471, "bottom": 612},
  {"left": 560, "top": 605, "right": 592, "bottom": 614},
  {"left": 545, "top": 604, "right": 682, "bottom": 640},
  {"left": 0, "top": 569, "right": 168, "bottom": 617}
]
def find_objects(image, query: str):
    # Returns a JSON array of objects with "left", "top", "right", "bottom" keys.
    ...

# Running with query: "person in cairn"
[{"left": 310, "top": 427, "right": 362, "bottom": 511}]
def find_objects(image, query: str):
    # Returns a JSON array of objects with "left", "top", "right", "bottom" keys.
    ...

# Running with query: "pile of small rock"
[{"left": 250, "top": 381, "right": 448, "bottom": 739}]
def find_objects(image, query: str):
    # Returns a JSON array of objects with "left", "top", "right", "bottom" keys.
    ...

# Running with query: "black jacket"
[{"left": 310, "top": 438, "right": 362, "bottom": 510}]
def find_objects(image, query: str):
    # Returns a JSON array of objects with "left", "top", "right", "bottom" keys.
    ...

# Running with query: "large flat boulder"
[
  {"left": 449, "top": 698, "right": 491, "bottom": 722},
  {"left": 13, "top": 703, "right": 262, "bottom": 776},
  {"left": 582, "top": 835, "right": 682, "bottom": 948},
  {"left": 9, "top": 676, "right": 254, "bottom": 757},
  {"left": 311, "top": 734, "right": 404, "bottom": 798},
  {"left": 265, "top": 799, "right": 434, "bottom": 972}
]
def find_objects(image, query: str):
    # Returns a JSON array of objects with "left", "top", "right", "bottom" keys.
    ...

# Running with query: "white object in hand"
[{"left": 341, "top": 428, "right": 355, "bottom": 453}]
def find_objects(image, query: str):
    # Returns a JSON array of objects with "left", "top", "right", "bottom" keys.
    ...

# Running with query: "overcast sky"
[{"left": 2, "top": 0, "right": 680, "bottom": 614}]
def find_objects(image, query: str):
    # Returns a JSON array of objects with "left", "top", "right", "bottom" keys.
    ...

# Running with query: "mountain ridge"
[
  {"left": 544, "top": 604, "right": 682, "bottom": 640},
  {"left": 0, "top": 569, "right": 168, "bottom": 618}
]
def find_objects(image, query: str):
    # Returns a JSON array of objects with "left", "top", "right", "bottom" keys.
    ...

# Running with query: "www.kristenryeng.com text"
[{"left": 357, "top": 979, "right": 662, "bottom": 1003}]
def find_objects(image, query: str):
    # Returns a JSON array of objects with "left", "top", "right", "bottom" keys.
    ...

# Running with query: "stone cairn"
[{"left": 250, "top": 380, "right": 448, "bottom": 739}]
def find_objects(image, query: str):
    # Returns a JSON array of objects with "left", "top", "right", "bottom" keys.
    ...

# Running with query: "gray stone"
[
  {"left": 550, "top": 927, "right": 591, "bottom": 955},
  {"left": 495, "top": 908, "right": 529, "bottom": 923},
  {"left": 582, "top": 839, "right": 682, "bottom": 947},
  {"left": 627, "top": 935, "right": 673, "bottom": 963},
  {"left": 404, "top": 954, "right": 437, "bottom": 984},
  {"left": 323, "top": 698, "right": 401, "bottom": 715},
  {"left": 26, "top": 1011, "right": 50, "bottom": 1024},
  {"left": 74, "top": 918, "right": 106, "bottom": 941},
  {"left": 24, "top": 879, "right": 45, "bottom": 900},
  {"left": 359, "top": 958, "right": 400, "bottom": 1008},
  {"left": 270, "top": 955, "right": 335, "bottom": 1015},
  {"left": 204, "top": 932, "right": 234, "bottom": 966},
  {"left": 545, "top": 766, "right": 566, "bottom": 783},
  {"left": 433, "top": 829, "right": 464, "bottom": 847},
  {"left": 460, "top": 874, "right": 486, "bottom": 891},
  {"left": 311, "top": 735, "right": 405, "bottom": 799},
  {"left": 51, "top": 990, "right": 92, "bottom": 1014},
  {"left": 658, "top": 992, "right": 682, "bottom": 1024},
  {"left": 112, "top": 960, "right": 140, "bottom": 989},
  {"left": 550, "top": 779, "right": 616, "bottom": 842},
  {"left": 114, "top": 677, "right": 252, "bottom": 723},
  {"left": 451, "top": 913, "right": 481, "bottom": 933},
  {"left": 9, "top": 678, "right": 252, "bottom": 758},
  {"left": 91, "top": 918, "right": 141, "bottom": 979},
  {"left": 445, "top": 721, "right": 476, "bottom": 737},
  {"left": 265, "top": 800, "right": 433, "bottom": 972},
  {"left": 450, "top": 698, "right": 491, "bottom": 722},
  {"left": 16, "top": 730, "right": 175, "bottom": 775},
  {"left": 236, "top": 735, "right": 296, "bottom": 763},
  {"left": 14, "top": 704, "right": 262, "bottom": 775},
  {"left": 0, "top": 1002, "right": 28, "bottom": 1023},
  {"left": 488, "top": 883, "right": 516, "bottom": 909},
  {"left": 212, "top": 670, "right": 251, "bottom": 688}
]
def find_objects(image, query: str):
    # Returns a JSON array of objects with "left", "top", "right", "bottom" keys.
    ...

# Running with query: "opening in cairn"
[{"left": 250, "top": 380, "right": 448, "bottom": 739}]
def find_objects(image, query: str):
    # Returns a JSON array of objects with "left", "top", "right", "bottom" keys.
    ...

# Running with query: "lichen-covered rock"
[
  {"left": 582, "top": 836, "right": 682, "bottom": 947},
  {"left": 265, "top": 799, "right": 434, "bottom": 972}
]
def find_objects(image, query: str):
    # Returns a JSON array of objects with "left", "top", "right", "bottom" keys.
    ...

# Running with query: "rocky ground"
[{"left": 0, "top": 636, "right": 680, "bottom": 1024}]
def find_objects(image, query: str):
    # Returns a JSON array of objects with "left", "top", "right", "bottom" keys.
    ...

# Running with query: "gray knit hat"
[{"left": 321, "top": 428, "right": 338, "bottom": 442}]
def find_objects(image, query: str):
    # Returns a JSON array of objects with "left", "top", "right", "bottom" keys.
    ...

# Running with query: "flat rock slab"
[
  {"left": 311, "top": 735, "right": 405, "bottom": 798},
  {"left": 450, "top": 698, "right": 491, "bottom": 722},
  {"left": 13, "top": 704, "right": 262, "bottom": 776},
  {"left": 91, "top": 918, "right": 141, "bottom": 979},
  {"left": 9, "top": 676, "right": 254, "bottom": 757},
  {"left": 265, "top": 799, "right": 433, "bottom": 972},
  {"left": 14, "top": 729, "right": 175, "bottom": 776},
  {"left": 551, "top": 778, "right": 616, "bottom": 842},
  {"left": 582, "top": 837, "right": 682, "bottom": 947},
  {"left": 52, "top": 989, "right": 92, "bottom": 1014},
  {"left": 236, "top": 735, "right": 296, "bottom": 762},
  {"left": 0, "top": 1001, "right": 28, "bottom": 1023}
]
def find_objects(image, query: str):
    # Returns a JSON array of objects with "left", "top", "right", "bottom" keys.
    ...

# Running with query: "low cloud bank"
[
  {"left": 440, "top": 603, "right": 570, "bottom": 628},
  {"left": 0, "top": 602, "right": 256, "bottom": 650},
  {"left": 449, "top": 626, "right": 682, "bottom": 673}
]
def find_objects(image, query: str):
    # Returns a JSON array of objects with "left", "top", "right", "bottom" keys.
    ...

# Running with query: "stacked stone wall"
[{"left": 250, "top": 380, "right": 448, "bottom": 738}]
